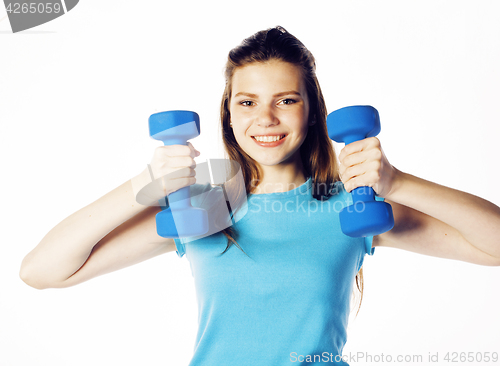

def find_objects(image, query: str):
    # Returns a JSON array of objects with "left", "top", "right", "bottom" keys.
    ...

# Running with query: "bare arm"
[
  {"left": 375, "top": 171, "right": 500, "bottom": 266},
  {"left": 20, "top": 142, "right": 201, "bottom": 289},
  {"left": 55, "top": 205, "right": 176, "bottom": 289},
  {"left": 339, "top": 137, "right": 500, "bottom": 266},
  {"left": 19, "top": 167, "right": 178, "bottom": 289}
]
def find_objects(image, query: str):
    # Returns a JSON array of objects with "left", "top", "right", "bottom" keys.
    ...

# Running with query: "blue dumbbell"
[
  {"left": 149, "top": 110, "right": 209, "bottom": 238},
  {"left": 327, "top": 105, "right": 394, "bottom": 237}
]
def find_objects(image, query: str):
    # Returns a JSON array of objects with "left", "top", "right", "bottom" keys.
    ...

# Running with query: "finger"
[
  {"left": 162, "top": 175, "right": 197, "bottom": 195},
  {"left": 342, "top": 148, "right": 378, "bottom": 169},
  {"left": 159, "top": 144, "right": 193, "bottom": 157},
  {"left": 344, "top": 174, "right": 366, "bottom": 193},
  {"left": 338, "top": 137, "right": 379, "bottom": 162},
  {"left": 187, "top": 142, "right": 201, "bottom": 157},
  {"left": 340, "top": 137, "right": 370, "bottom": 155},
  {"left": 156, "top": 167, "right": 195, "bottom": 181},
  {"left": 338, "top": 165, "right": 345, "bottom": 180},
  {"left": 344, "top": 169, "right": 378, "bottom": 192},
  {"left": 338, "top": 140, "right": 365, "bottom": 162},
  {"left": 338, "top": 159, "right": 347, "bottom": 180},
  {"left": 172, "top": 176, "right": 197, "bottom": 191},
  {"left": 342, "top": 160, "right": 381, "bottom": 183},
  {"left": 342, "top": 164, "right": 363, "bottom": 184},
  {"left": 166, "top": 156, "right": 197, "bottom": 169}
]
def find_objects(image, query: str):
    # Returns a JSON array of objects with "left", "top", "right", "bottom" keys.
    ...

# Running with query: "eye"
[
  {"left": 280, "top": 98, "right": 297, "bottom": 105},
  {"left": 240, "top": 100, "right": 255, "bottom": 107}
]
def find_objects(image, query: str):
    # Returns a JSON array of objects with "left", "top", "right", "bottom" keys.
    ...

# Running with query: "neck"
[{"left": 252, "top": 158, "right": 308, "bottom": 195}]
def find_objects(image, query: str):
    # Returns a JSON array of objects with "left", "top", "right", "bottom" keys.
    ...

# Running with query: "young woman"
[{"left": 20, "top": 26, "right": 500, "bottom": 365}]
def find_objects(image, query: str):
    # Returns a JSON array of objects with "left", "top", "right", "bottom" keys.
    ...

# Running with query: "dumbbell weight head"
[
  {"left": 327, "top": 105, "right": 381, "bottom": 145},
  {"left": 154, "top": 204, "right": 210, "bottom": 238},
  {"left": 149, "top": 110, "right": 201, "bottom": 144},
  {"left": 340, "top": 191, "right": 395, "bottom": 237}
]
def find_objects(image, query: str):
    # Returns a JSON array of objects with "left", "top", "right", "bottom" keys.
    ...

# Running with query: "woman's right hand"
[{"left": 148, "top": 142, "right": 201, "bottom": 199}]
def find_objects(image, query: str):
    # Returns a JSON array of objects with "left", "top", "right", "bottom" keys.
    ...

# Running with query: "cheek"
[
  {"left": 232, "top": 126, "right": 248, "bottom": 147},
  {"left": 229, "top": 107, "right": 244, "bottom": 126},
  {"left": 294, "top": 114, "right": 310, "bottom": 135}
]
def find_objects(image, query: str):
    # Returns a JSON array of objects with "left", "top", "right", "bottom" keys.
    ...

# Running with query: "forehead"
[{"left": 231, "top": 60, "right": 305, "bottom": 96}]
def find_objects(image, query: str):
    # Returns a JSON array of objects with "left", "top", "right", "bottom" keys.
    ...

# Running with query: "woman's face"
[{"left": 229, "top": 60, "right": 311, "bottom": 170}]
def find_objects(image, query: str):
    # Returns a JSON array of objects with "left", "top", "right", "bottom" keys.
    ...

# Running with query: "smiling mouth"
[{"left": 251, "top": 134, "right": 287, "bottom": 142}]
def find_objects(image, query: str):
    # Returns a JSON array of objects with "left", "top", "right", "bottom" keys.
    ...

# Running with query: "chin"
[
  {"left": 239, "top": 142, "right": 300, "bottom": 168},
  {"left": 254, "top": 154, "right": 297, "bottom": 168}
]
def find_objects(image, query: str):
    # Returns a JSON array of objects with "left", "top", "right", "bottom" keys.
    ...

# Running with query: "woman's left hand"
[{"left": 338, "top": 137, "right": 399, "bottom": 198}]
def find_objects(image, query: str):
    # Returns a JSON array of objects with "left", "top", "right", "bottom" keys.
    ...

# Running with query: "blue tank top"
[{"left": 173, "top": 177, "right": 380, "bottom": 365}]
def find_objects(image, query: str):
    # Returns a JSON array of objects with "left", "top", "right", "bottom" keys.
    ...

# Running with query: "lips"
[
  {"left": 251, "top": 134, "right": 288, "bottom": 147},
  {"left": 251, "top": 134, "right": 286, "bottom": 142}
]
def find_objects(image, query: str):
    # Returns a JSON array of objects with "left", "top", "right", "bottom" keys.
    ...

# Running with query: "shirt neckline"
[{"left": 247, "top": 176, "right": 312, "bottom": 200}]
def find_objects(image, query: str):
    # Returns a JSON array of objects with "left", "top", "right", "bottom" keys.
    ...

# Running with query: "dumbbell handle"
[{"left": 158, "top": 138, "right": 191, "bottom": 211}]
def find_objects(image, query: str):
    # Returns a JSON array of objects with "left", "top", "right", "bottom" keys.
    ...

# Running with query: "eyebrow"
[{"left": 233, "top": 91, "right": 302, "bottom": 98}]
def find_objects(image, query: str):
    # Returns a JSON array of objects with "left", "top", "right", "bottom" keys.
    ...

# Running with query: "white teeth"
[{"left": 253, "top": 135, "right": 284, "bottom": 142}]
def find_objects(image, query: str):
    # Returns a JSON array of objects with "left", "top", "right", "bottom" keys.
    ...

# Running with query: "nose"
[{"left": 257, "top": 105, "right": 278, "bottom": 127}]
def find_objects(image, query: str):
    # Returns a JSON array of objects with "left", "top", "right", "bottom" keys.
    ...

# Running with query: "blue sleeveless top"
[{"left": 173, "top": 177, "right": 379, "bottom": 365}]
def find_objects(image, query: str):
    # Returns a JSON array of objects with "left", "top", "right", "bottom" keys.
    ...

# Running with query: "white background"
[{"left": 1, "top": 1, "right": 499, "bottom": 365}]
